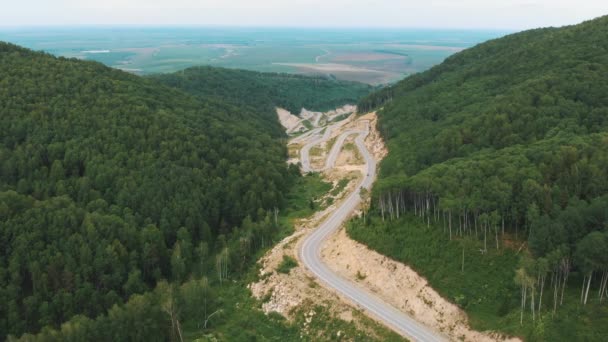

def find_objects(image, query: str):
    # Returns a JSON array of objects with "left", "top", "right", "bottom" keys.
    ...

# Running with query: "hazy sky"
[{"left": 2, "top": 0, "right": 607, "bottom": 29}]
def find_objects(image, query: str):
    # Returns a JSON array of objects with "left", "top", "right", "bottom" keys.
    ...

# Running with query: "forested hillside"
[
  {"left": 149, "top": 66, "right": 372, "bottom": 115},
  {"left": 0, "top": 42, "right": 372, "bottom": 340},
  {"left": 0, "top": 41, "right": 297, "bottom": 338},
  {"left": 353, "top": 16, "right": 608, "bottom": 340}
]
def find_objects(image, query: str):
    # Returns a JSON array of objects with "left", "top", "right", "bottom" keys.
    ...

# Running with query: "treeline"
[
  {"left": 361, "top": 16, "right": 608, "bottom": 328},
  {"left": 149, "top": 66, "right": 372, "bottom": 115},
  {"left": 10, "top": 279, "right": 207, "bottom": 342},
  {"left": 8, "top": 213, "right": 288, "bottom": 342},
  {"left": 0, "top": 42, "right": 313, "bottom": 339}
]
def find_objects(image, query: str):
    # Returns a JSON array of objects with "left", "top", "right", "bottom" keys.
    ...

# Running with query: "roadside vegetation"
[
  {"left": 351, "top": 16, "right": 608, "bottom": 341},
  {"left": 291, "top": 301, "right": 403, "bottom": 342},
  {"left": 343, "top": 142, "right": 364, "bottom": 164},
  {"left": 11, "top": 144, "right": 381, "bottom": 341},
  {"left": 282, "top": 173, "right": 333, "bottom": 220},
  {"left": 277, "top": 255, "right": 298, "bottom": 274},
  {"left": 17, "top": 149, "right": 404, "bottom": 341},
  {"left": 330, "top": 113, "right": 352, "bottom": 123},
  {"left": 331, "top": 178, "right": 351, "bottom": 197},
  {"left": 310, "top": 146, "right": 324, "bottom": 157},
  {"left": 348, "top": 214, "right": 608, "bottom": 341},
  {"left": 326, "top": 136, "right": 338, "bottom": 153},
  {"left": 0, "top": 41, "right": 373, "bottom": 340}
]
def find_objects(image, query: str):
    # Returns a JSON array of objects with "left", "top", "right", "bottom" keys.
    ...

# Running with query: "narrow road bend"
[{"left": 298, "top": 121, "right": 447, "bottom": 342}]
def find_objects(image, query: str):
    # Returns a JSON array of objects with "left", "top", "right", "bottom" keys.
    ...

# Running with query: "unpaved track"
[{"left": 298, "top": 120, "right": 448, "bottom": 341}]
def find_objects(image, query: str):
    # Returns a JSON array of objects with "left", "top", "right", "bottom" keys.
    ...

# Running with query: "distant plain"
[{"left": 0, "top": 27, "right": 507, "bottom": 84}]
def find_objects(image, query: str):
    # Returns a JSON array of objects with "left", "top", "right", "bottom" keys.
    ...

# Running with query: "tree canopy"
[
  {"left": 361, "top": 15, "right": 608, "bottom": 254},
  {"left": 0, "top": 42, "right": 370, "bottom": 339},
  {"left": 354, "top": 15, "right": 608, "bottom": 338},
  {"left": 149, "top": 66, "right": 372, "bottom": 116}
]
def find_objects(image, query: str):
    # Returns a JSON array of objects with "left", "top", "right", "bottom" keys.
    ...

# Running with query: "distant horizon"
[
  {"left": 0, "top": 24, "right": 514, "bottom": 32},
  {"left": 0, "top": 24, "right": 504, "bottom": 84},
  {"left": 3, "top": 1, "right": 606, "bottom": 31}
]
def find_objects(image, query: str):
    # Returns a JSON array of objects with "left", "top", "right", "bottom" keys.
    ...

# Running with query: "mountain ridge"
[{"left": 349, "top": 15, "right": 608, "bottom": 341}]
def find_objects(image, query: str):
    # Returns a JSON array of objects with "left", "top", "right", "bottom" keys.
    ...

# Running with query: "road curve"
[
  {"left": 298, "top": 118, "right": 353, "bottom": 172},
  {"left": 298, "top": 121, "right": 447, "bottom": 342},
  {"left": 299, "top": 124, "right": 334, "bottom": 173}
]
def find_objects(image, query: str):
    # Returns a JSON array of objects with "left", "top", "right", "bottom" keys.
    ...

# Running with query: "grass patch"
[
  {"left": 292, "top": 300, "right": 403, "bottom": 342},
  {"left": 288, "top": 145, "right": 301, "bottom": 158},
  {"left": 261, "top": 290, "right": 273, "bottom": 304},
  {"left": 183, "top": 281, "right": 301, "bottom": 341},
  {"left": 330, "top": 113, "right": 352, "bottom": 122},
  {"left": 331, "top": 177, "right": 351, "bottom": 197},
  {"left": 288, "top": 129, "right": 309, "bottom": 138},
  {"left": 343, "top": 142, "right": 356, "bottom": 151},
  {"left": 308, "top": 278, "right": 319, "bottom": 289},
  {"left": 302, "top": 119, "right": 313, "bottom": 130},
  {"left": 343, "top": 142, "right": 364, "bottom": 163},
  {"left": 326, "top": 136, "right": 338, "bottom": 153},
  {"left": 310, "top": 146, "right": 324, "bottom": 157},
  {"left": 347, "top": 213, "right": 608, "bottom": 341},
  {"left": 277, "top": 255, "right": 298, "bottom": 274},
  {"left": 283, "top": 173, "right": 332, "bottom": 220}
]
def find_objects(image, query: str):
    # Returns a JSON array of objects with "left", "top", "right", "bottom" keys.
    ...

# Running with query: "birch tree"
[{"left": 575, "top": 232, "right": 608, "bottom": 305}]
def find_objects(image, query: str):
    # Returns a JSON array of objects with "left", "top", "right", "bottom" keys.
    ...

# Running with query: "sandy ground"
[
  {"left": 336, "top": 136, "right": 363, "bottom": 167},
  {"left": 322, "top": 228, "right": 520, "bottom": 342},
  {"left": 277, "top": 105, "right": 356, "bottom": 135},
  {"left": 250, "top": 113, "right": 386, "bottom": 337},
  {"left": 277, "top": 107, "right": 306, "bottom": 133},
  {"left": 248, "top": 163, "right": 387, "bottom": 338},
  {"left": 251, "top": 110, "right": 518, "bottom": 341},
  {"left": 318, "top": 104, "right": 356, "bottom": 121}
]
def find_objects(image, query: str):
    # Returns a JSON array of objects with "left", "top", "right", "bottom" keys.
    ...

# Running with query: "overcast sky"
[{"left": 2, "top": 0, "right": 607, "bottom": 30}]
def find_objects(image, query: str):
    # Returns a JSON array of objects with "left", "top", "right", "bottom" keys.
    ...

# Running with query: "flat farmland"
[{"left": 0, "top": 27, "right": 507, "bottom": 84}]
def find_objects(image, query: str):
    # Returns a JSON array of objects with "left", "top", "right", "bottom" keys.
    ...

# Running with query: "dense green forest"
[
  {"left": 14, "top": 174, "right": 401, "bottom": 342},
  {"left": 0, "top": 42, "right": 371, "bottom": 340},
  {"left": 355, "top": 16, "right": 608, "bottom": 340},
  {"left": 149, "top": 66, "right": 372, "bottom": 115}
]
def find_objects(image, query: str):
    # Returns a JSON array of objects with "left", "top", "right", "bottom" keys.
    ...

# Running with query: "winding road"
[
  {"left": 297, "top": 120, "right": 447, "bottom": 341},
  {"left": 299, "top": 120, "right": 355, "bottom": 173}
]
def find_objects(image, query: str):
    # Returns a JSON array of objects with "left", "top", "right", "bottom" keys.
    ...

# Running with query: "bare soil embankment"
[{"left": 253, "top": 111, "right": 518, "bottom": 341}]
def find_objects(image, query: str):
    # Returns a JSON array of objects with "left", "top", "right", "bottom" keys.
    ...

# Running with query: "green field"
[{"left": 0, "top": 27, "right": 506, "bottom": 84}]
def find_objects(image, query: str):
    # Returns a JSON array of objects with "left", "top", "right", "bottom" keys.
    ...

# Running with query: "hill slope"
[
  {"left": 150, "top": 66, "right": 372, "bottom": 115},
  {"left": 0, "top": 42, "right": 371, "bottom": 339},
  {"left": 352, "top": 16, "right": 608, "bottom": 340}
]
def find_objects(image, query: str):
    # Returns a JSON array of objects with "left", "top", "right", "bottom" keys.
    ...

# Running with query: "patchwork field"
[{"left": 0, "top": 27, "right": 507, "bottom": 84}]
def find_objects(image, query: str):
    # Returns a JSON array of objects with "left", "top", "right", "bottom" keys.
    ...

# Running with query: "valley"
[
  {"left": 0, "top": 28, "right": 505, "bottom": 84},
  {"left": 251, "top": 107, "right": 518, "bottom": 341},
  {"left": 2, "top": 10, "right": 608, "bottom": 342}
]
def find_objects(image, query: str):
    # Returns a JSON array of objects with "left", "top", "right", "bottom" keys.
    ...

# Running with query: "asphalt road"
[
  {"left": 299, "top": 124, "right": 334, "bottom": 173},
  {"left": 298, "top": 121, "right": 448, "bottom": 342}
]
